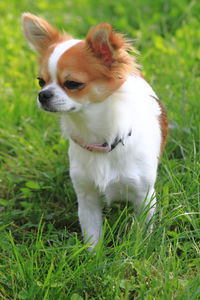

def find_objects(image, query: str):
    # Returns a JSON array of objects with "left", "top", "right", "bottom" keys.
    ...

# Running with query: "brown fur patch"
[
  {"left": 86, "top": 23, "right": 140, "bottom": 78},
  {"left": 151, "top": 96, "right": 168, "bottom": 156},
  {"left": 57, "top": 41, "right": 126, "bottom": 103}
]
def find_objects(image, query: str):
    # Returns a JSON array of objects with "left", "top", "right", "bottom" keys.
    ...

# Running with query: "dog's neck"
[{"left": 60, "top": 80, "right": 133, "bottom": 149}]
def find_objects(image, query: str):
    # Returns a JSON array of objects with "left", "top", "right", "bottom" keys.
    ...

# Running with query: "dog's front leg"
[
  {"left": 133, "top": 186, "right": 156, "bottom": 229},
  {"left": 77, "top": 191, "right": 102, "bottom": 251}
]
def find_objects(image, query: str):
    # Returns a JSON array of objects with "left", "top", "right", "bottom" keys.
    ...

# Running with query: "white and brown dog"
[{"left": 22, "top": 13, "right": 168, "bottom": 250}]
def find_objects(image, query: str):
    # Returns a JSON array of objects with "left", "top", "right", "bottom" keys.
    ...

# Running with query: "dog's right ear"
[{"left": 22, "top": 13, "right": 59, "bottom": 54}]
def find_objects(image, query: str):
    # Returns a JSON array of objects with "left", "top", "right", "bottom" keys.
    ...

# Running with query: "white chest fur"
[{"left": 61, "top": 75, "right": 161, "bottom": 189}]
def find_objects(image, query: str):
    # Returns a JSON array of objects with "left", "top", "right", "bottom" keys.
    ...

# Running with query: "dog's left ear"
[{"left": 86, "top": 23, "right": 124, "bottom": 68}]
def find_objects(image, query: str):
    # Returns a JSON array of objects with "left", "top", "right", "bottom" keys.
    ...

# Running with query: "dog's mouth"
[
  {"left": 37, "top": 99, "right": 78, "bottom": 113},
  {"left": 37, "top": 99, "right": 57, "bottom": 113},
  {"left": 41, "top": 106, "right": 58, "bottom": 113}
]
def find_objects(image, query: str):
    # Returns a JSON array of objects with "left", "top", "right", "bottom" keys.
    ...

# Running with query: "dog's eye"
[
  {"left": 37, "top": 77, "right": 46, "bottom": 87},
  {"left": 63, "top": 80, "right": 84, "bottom": 90}
]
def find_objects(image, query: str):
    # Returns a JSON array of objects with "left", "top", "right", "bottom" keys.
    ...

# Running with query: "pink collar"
[
  {"left": 70, "top": 131, "right": 132, "bottom": 153},
  {"left": 71, "top": 136, "right": 111, "bottom": 153}
]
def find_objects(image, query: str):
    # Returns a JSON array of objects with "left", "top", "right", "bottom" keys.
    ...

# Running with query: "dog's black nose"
[{"left": 38, "top": 90, "right": 53, "bottom": 104}]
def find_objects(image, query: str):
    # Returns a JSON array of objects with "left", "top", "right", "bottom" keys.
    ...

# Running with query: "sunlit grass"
[{"left": 0, "top": 0, "right": 200, "bottom": 298}]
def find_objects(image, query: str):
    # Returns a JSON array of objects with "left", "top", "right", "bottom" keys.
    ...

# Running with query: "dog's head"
[{"left": 22, "top": 13, "right": 138, "bottom": 113}]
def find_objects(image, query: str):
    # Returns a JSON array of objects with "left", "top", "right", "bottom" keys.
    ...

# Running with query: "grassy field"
[{"left": 0, "top": 0, "right": 200, "bottom": 299}]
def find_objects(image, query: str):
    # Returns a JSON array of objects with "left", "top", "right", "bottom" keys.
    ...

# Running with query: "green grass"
[{"left": 0, "top": 0, "right": 200, "bottom": 299}]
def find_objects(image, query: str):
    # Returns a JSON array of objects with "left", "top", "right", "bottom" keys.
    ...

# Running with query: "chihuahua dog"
[{"left": 22, "top": 13, "right": 168, "bottom": 250}]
